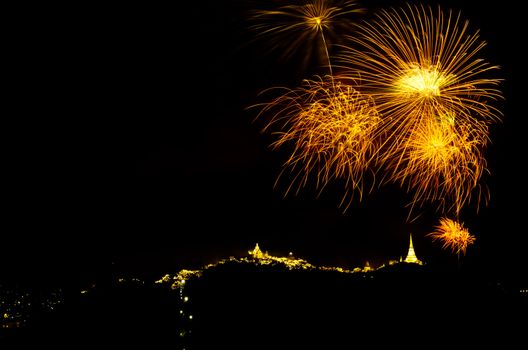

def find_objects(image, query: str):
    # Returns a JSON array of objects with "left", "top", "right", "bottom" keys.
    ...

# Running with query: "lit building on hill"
[
  {"left": 248, "top": 243, "right": 268, "bottom": 259},
  {"left": 403, "top": 233, "right": 424, "bottom": 265}
]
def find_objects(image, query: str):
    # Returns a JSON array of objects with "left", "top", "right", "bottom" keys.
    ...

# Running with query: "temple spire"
[
  {"left": 404, "top": 233, "right": 423, "bottom": 265},
  {"left": 248, "top": 243, "right": 267, "bottom": 259}
]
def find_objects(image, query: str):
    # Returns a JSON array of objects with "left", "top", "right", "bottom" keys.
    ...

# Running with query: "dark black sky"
[{"left": 3, "top": 0, "right": 527, "bottom": 285}]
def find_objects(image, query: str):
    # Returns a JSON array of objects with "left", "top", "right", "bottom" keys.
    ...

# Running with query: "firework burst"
[
  {"left": 428, "top": 217, "right": 476, "bottom": 256},
  {"left": 252, "top": 76, "right": 380, "bottom": 210},
  {"left": 250, "top": 0, "right": 364, "bottom": 73},
  {"left": 337, "top": 4, "right": 502, "bottom": 215},
  {"left": 392, "top": 110, "right": 489, "bottom": 215}
]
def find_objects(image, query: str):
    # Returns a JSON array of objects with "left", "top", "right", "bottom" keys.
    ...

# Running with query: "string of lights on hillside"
[
  {"left": 155, "top": 243, "right": 415, "bottom": 290},
  {"left": 158, "top": 240, "right": 421, "bottom": 346}
]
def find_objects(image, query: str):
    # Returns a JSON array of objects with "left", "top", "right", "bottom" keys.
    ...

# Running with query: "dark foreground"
[{"left": 2, "top": 263, "right": 526, "bottom": 348}]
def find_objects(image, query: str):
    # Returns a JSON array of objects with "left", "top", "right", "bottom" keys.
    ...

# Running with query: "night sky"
[{"left": 3, "top": 0, "right": 527, "bottom": 286}]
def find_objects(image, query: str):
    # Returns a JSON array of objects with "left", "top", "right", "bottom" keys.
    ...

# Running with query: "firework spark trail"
[
  {"left": 393, "top": 110, "right": 489, "bottom": 216},
  {"left": 337, "top": 4, "right": 502, "bottom": 216},
  {"left": 427, "top": 217, "right": 476, "bottom": 256},
  {"left": 250, "top": 0, "right": 364, "bottom": 74},
  {"left": 252, "top": 76, "right": 380, "bottom": 210}
]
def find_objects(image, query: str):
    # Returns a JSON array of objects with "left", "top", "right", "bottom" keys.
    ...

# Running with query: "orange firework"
[
  {"left": 250, "top": 0, "right": 364, "bottom": 73},
  {"left": 392, "top": 110, "right": 488, "bottom": 216},
  {"left": 428, "top": 217, "right": 476, "bottom": 256},
  {"left": 252, "top": 76, "right": 380, "bottom": 210},
  {"left": 337, "top": 4, "right": 502, "bottom": 216}
]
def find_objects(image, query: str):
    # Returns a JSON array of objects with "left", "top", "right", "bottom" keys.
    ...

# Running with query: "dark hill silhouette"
[
  {"left": 3, "top": 261, "right": 525, "bottom": 348},
  {"left": 181, "top": 261, "right": 526, "bottom": 348}
]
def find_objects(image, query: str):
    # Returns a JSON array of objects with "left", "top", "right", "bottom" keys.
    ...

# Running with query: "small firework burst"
[
  {"left": 250, "top": 0, "right": 364, "bottom": 73},
  {"left": 428, "top": 217, "right": 476, "bottom": 256}
]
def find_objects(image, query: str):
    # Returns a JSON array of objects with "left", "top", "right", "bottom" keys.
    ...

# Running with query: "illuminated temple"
[
  {"left": 248, "top": 243, "right": 268, "bottom": 259},
  {"left": 403, "top": 233, "right": 423, "bottom": 265},
  {"left": 158, "top": 241, "right": 430, "bottom": 291}
]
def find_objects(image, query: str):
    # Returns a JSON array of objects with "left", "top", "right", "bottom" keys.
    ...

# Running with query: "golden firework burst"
[
  {"left": 252, "top": 76, "right": 380, "bottom": 210},
  {"left": 428, "top": 217, "right": 476, "bottom": 255},
  {"left": 337, "top": 4, "right": 502, "bottom": 216},
  {"left": 390, "top": 110, "right": 488, "bottom": 215},
  {"left": 250, "top": 0, "right": 364, "bottom": 73}
]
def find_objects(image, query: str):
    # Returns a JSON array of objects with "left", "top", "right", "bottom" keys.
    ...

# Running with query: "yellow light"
[
  {"left": 310, "top": 16, "right": 323, "bottom": 30},
  {"left": 397, "top": 66, "right": 446, "bottom": 98},
  {"left": 189, "top": 315, "right": 193, "bottom": 320},
  {"left": 3, "top": 313, "right": 8, "bottom": 319},
  {"left": 183, "top": 296, "right": 189, "bottom": 302},
  {"left": 159, "top": 244, "right": 382, "bottom": 291}
]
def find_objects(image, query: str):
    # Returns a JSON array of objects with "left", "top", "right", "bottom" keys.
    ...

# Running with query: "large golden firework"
[
  {"left": 253, "top": 76, "right": 380, "bottom": 210},
  {"left": 428, "top": 217, "right": 476, "bottom": 256},
  {"left": 250, "top": 0, "right": 363, "bottom": 73},
  {"left": 337, "top": 4, "right": 502, "bottom": 216}
]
